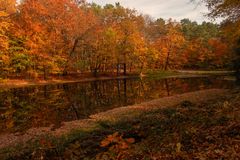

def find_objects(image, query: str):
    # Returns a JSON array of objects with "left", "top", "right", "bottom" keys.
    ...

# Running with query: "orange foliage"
[{"left": 97, "top": 132, "right": 135, "bottom": 160}]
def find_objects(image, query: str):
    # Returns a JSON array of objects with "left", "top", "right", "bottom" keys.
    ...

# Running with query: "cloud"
[{"left": 86, "top": 0, "right": 213, "bottom": 23}]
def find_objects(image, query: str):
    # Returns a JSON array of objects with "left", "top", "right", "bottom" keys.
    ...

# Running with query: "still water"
[{"left": 0, "top": 76, "right": 236, "bottom": 134}]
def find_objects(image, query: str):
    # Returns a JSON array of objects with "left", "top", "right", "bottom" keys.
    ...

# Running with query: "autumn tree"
[
  {"left": 179, "top": 19, "right": 232, "bottom": 69},
  {"left": 17, "top": 0, "right": 96, "bottom": 78},
  {"left": 153, "top": 21, "right": 185, "bottom": 70},
  {"left": 103, "top": 3, "right": 146, "bottom": 74},
  {"left": 199, "top": 0, "right": 240, "bottom": 76},
  {"left": 75, "top": 3, "right": 148, "bottom": 76},
  {"left": 144, "top": 18, "right": 167, "bottom": 42},
  {"left": 0, "top": 0, "right": 235, "bottom": 79},
  {"left": 0, "top": 0, "right": 17, "bottom": 77}
]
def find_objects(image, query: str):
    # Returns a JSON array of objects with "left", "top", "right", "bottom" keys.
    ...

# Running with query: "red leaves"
[
  {"left": 100, "top": 132, "right": 135, "bottom": 148},
  {"left": 97, "top": 132, "right": 135, "bottom": 159}
]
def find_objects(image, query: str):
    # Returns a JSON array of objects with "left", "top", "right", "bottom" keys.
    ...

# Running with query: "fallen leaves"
[{"left": 97, "top": 132, "right": 135, "bottom": 159}]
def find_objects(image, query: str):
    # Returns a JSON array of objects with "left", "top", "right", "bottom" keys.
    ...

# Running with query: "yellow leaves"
[
  {"left": 0, "top": 12, "right": 10, "bottom": 49},
  {"left": 0, "top": 36, "right": 9, "bottom": 50},
  {"left": 152, "top": 23, "right": 186, "bottom": 69},
  {"left": 162, "top": 47, "right": 168, "bottom": 54},
  {"left": 0, "top": 11, "right": 9, "bottom": 17},
  {"left": 0, "top": 54, "right": 10, "bottom": 65},
  {"left": 176, "top": 142, "right": 181, "bottom": 153},
  {"left": 0, "top": 2, "right": 13, "bottom": 51},
  {"left": 149, "top": 47, "right": 160, "bottom": 60},
  {"left": 6, "top": 119, "right": 14, "bottom": 129},
  {"left": 0, "top": 0, "right": 16, "bottom": 15}
]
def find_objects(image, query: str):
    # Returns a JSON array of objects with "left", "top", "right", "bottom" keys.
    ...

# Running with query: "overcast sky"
[{"left": 86, "top": 0, "right": 214, "bottom": 23}]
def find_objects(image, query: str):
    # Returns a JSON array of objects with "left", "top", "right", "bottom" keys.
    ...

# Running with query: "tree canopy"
[{"left": 0, "top": 0, "right": 235, "bottom": 79}]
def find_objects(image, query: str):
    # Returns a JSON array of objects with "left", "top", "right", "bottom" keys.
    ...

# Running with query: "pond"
[{"left": 0, "top": 76, "right": 236, "bottom": 134}]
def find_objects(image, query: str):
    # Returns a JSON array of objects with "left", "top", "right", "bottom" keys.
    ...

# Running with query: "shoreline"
[
  {"left": 0, "top": 70, "right": 235, "bottom": 89},
  {"left": 0, "top": 89, "right": 228, "bottom": 157},
  {"left": 0, "top": 75, "right": 139, "bottom": 89}
]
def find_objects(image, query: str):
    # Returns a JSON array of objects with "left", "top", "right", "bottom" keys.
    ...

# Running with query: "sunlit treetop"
[{"left": 0, "top": 0, "right": 16, "bottom": 15}]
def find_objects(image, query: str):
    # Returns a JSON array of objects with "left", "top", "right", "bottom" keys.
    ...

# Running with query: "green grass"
[
  {"left": 144, "top": 70, "right": 235, "bottom": 80},
  {"left": 144, "top": 70, "right": 180, "bottom": 79},
  {"left": 177, "top": 70, "right": 235, "bottom": 75}
]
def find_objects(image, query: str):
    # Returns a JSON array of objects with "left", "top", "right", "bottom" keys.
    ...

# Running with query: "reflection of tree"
[
  {"left": 116, "top": 79, "right": 128, "bottom": 104},
  {"left": 44, "top": 86, "right": 48, "bottom": 98},
  {"left": 124, "top": 79, "right": 127, "bottom": 104},
  {"left": 164, "top": 79, "right": 170, "bottom": 96},
  {"left": 117, "top": 79, "right": 121, "bottom": 100},
  {"left": 0, "top": 77, "right": 234, "bottom": 133}
]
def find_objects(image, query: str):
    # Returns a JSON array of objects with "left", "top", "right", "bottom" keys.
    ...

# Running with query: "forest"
[
  {"left": 0, "top": 0, "right": 239, "bottom": 80},
  {"left": 0, "top": 0, "right": 240, "bottom": 159}
]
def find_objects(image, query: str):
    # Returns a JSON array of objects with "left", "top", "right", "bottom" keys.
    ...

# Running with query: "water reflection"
[{"left": 0, "top": 77, "right": 235, "bottom": 133}]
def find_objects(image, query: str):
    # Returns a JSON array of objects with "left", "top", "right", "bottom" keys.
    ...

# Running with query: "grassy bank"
[
  {"left": 145, "top": 70, "right": 181, "bottom": 79},
  {"left": 1, "top": 89, "right": 239, "bottom": 159},
  {"left": 176, "top": 70, "right": 235, "bottom": 75},
  {"left": 145, "top": 70, "right": 235, "bottom": 80}
]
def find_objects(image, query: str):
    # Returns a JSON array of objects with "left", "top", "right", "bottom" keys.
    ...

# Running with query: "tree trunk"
[
  {"left": 117, "top": 64, "right": 120, "bottom": 76},
  {"left": 236, "top": 69, "right": 240, "bottom": 83},
  {"left": 164, "top": 51, "right": 170, "bottom": 71},
  {"left": 123, "top": 63, "right": 127, "bottom": 76},
  {"left": 70, "top": 38, "right": 79, "bottom": 57},
  {"left": 43, "top": 66, "right": 48, "bottom": 80}
]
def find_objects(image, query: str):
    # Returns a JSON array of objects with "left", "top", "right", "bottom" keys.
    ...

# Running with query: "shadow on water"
[
  {"left": 0, "top": 76, "right": 236, "bottom": 134},
  {"left": 236, "top": 72, "right": 240, "bottom": 85}
]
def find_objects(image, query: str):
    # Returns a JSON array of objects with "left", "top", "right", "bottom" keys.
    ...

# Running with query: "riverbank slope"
[{"left": 1, "top": 88, "right": 239, "bottom": 159}]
